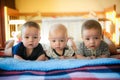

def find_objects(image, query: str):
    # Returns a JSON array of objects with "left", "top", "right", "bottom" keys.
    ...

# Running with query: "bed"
[{"left": 0, "top": 55, "right": 120, "bottom": 80}]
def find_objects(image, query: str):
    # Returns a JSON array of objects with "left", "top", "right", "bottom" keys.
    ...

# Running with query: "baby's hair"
[
  {"left": 81, "top": 19, "right": 102, "bottom": 35},
  {"left": 49, "top": 23, "right": 68, "bottom": 37},
  {"left": 21, "top": 21, "right": 40, "bottom": 33}
]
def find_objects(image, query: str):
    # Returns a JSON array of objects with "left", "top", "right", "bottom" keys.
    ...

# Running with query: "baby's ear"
[
  {"left": 39, "top": 36, "right": 41, "bottom": 39},
  {"left": 81, "top": 35, "right": 84, "bottom": 39},
  {"left": 21, "top": 38, "right": 23, "bottom": 42},
  {"left": 48, "top": 37, "right": 50, "bottom": 40}
]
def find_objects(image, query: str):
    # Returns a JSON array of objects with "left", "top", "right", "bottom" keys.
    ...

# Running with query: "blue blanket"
[{"left": 0, "top": 58, "right": 120, "bottom": 71}]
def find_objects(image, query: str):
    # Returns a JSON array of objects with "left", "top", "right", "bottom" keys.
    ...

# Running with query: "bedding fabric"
[
  {"left": 0, "top": 58, "right": 120, "bottom": 80},
  {"left": 0, "top": 58, "right": 120, "bottom": 71}
]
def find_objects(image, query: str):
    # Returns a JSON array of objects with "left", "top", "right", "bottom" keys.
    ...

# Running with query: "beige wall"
[{"left": 15, "top": 0, "right": 120, "bottom": 14}]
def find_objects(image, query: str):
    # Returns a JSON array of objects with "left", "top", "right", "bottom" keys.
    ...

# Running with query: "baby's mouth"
[
  {"left": 56, "top": 47, "right": 60, "bottom": 49},
  {"left": 55, "top": 47, "right": 61, "bottom": 50},
  {"left": 90, "top": 45, "right": 96, "bottom": 49},
  {"left": 91, "top": 45, "right": 95, "bottom": 47},
  {"left": 29, "top": 44, "right": 33, "bottom": 46}
]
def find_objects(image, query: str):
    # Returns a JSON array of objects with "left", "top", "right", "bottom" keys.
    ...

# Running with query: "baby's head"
[
  {"left": 49, "top": 24, "right": 68, "bottom": 50},
  {"left": 81, "top": 19, "right": 102, "bottom": 50},
  {"left": 21, "top": 21, "right": 41, "bottom": 49}
]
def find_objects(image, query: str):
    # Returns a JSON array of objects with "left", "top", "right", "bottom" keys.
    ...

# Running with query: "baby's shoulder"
[{"left": 100, "top": 40, "right": 108, "bottom": 46}]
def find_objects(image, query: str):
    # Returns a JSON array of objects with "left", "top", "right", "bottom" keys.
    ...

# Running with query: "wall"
[
  {"left": 15, "top": 0, "right": 120, "bottom": 14},
  {"left": 13, "top": 0, "right": 120, "bottom": 46}
]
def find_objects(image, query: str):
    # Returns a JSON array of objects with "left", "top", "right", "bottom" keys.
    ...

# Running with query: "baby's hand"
[
  {"left": 86, "top": 57, "right": 91, "bottom": 59},
  {"left": 97, "top": 54, "right": 108, "bottom": 58},
  {"left": 59, "top": 56, "right": 65, "bottom": 59},
  {"left": 90, "top": 56, "right": 96, "bottom": 59}
]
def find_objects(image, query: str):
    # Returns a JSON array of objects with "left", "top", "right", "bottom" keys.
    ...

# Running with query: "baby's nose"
[
  {"left": 29, "top": 37, "right": 33, "bottom": 41},
  {"left": 56, "top": 41, "right": 60, "bottom": 46},
  {"left": 90, "top": 39, "right": 94, "bottom": 43}
]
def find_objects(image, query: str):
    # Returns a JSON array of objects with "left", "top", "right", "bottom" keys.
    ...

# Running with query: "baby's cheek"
[
  {"left": 84, "top": 42, "right": 89, "bottom": 47},
  {"left": 97, "top": 42, "right": 101, "bottom": 46}
]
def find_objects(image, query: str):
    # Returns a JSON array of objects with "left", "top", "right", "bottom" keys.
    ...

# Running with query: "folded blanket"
[{"left": 0, "top": 58, "right": 120, "bottom": 71}]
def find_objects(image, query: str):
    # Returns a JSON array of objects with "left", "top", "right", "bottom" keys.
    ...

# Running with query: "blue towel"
[{"left": 0, "top": 58, "right": 120, "bottom": 71}]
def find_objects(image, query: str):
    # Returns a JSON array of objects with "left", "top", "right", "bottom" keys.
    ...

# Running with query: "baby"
[
  {"left": 76, "top": 19, "right": 110, "bottom": 59},
  {"left": 4, "top": 21, "right": 47, "bottom": 61},
  {"left": 46, "top": 23, "right": 76, "bottom": 59}
]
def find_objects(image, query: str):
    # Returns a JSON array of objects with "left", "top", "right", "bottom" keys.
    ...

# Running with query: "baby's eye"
[
  {"left": 94, "top": 37, "right": 99, "bottom": 39},
  {"left": 33, "top": 36, "right": 38, "bottom": 39},
  {"left": 25, "top": 36, "right": 29, "bottom": 39},
  {"left": 52, "top": 40, "right": 56, "bottom": 42},
  {"left": 86, "top": 38, "right": 90, "bottom": 40},
  {"left": 60, "top": 40, "right": 64, "bottom": 42}
]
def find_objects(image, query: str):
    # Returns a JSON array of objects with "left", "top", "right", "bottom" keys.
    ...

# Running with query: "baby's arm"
[
  {"left": 36, "top": 54, "right": 47, "bottom": 61},
  {"left": 14, "top": 55, "right": 24, "bottom": 60},
  {"left": 75, "top": 42, "right": 91, "bottom": 59},
  {"left": 97, "top": 41, "right": 110, "bottom": 58},
  {"left": 4, "top": 40, "right": 14, "bottom": 56},
  {"left": 59, "top": 55, "right": 76, "bottom": 59},
  {"left": 76, "top": 54, "right": 91, "bottom": 59},
  {"left": 97, "top": 54, "right": 109, "bottom": 58}
]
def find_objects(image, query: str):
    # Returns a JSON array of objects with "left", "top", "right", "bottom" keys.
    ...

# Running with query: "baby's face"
[
  {"left": 49, "top": 30, "right": 68, "bottom": 51},
  {"left": 82, "top": 28, "right": 102, "bottom": 50},
  {"left": 22, "top": 26, "right": 40, "bottom": 49}
]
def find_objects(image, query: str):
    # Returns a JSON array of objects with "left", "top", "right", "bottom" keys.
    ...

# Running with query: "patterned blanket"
[{"left": 0, "top": 58, "right": 120, "bottom": 80}]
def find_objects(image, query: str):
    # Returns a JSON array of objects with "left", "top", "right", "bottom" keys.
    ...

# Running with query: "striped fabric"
[
  {"left": 0, "top": 65, "right": 120, "bottom": 80},
  {"left": 0, "top": 58, "right": 120, "bottom": 80}
]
